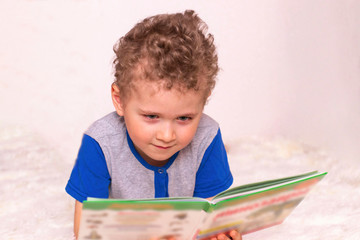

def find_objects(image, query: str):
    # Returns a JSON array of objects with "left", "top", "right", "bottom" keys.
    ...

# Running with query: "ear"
[{"left": 111, "top": 83, "right": 125, "bottom": 116}]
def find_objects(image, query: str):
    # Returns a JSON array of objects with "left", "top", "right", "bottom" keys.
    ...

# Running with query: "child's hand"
[{"left": 207, "top": 230, "right": 242, "bottom": 240}]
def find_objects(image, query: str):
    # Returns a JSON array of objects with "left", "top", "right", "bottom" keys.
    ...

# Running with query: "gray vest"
[{"left": 85, "top": 112, "right": 219, "bottom": 199}]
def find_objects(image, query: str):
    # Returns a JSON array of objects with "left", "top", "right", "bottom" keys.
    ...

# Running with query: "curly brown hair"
[{"left": 113, "top": 10, "right": 219, "bottom": 104}]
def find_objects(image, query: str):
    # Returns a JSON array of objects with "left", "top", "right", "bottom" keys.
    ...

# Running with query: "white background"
[{"left": 1, "top": 0, "right": 359, "bottom": 164}]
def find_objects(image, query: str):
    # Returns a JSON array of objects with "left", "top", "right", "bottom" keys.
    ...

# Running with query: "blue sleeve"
[
  {"left": 65, "top": 134, "right": 111, "bottom": 202},
  {"left": 193, "top": 129, "right": 233, "bottom": 198}
]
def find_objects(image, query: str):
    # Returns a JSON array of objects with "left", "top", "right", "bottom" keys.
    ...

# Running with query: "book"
[{"left": 78, "top": 171, "right": 327, "bottom": 240}]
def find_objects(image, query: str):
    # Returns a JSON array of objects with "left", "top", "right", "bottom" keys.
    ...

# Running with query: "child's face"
[{"left": 112, "top": 81, "right": 205, "bottom": 167}]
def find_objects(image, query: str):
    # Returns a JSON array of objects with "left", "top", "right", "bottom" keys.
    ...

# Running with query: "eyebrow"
[
  {"left": 138, "top": 109, "right": 161, "bottom": 115},
  {"left": 138, "top": 109, "right": 198, "bottom": 117}
]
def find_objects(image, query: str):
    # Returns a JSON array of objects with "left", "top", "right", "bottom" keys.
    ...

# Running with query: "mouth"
[{"left": 153, "top": 144, "right": 173, "bottom": 150}]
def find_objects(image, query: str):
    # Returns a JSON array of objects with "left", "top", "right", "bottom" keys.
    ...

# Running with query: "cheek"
[
  {"left": 130, "top": 125, "right": 153, "bottom": 143},
  {"left": 177, "top": 125, "right": 198, "bottom": 145},
  {"left": 124, "top": 116, "right": 152, "bottom": 143}
]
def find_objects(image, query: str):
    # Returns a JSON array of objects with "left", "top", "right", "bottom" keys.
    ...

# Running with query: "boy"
[{"left": 66, "top": 10, "right": 241, "bottom": 240}]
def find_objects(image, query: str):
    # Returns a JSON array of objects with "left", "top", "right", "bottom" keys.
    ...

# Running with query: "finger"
[
  {"left": 229, "top": 230, "right": 242, "bottom": 240},
  {"left": 216, "top": 234, "right": 228, "bottom": 240}
]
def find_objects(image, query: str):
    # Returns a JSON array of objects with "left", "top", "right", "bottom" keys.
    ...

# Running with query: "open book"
[{"left": 78, "top": 171, "right": 327, "bottom": 240}]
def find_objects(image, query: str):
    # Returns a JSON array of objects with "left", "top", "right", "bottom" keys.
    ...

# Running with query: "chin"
[{"left": 153, "top": 156, "right": 171, "bottom": 162}]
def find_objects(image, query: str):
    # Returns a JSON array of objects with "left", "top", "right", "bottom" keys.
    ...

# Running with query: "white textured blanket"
[{"left": 1, "top": 126, "right": 359, "bottom": 240}]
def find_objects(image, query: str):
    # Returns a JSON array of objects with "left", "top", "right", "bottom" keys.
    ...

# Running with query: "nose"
[{"left": 156, "top": 122, "right": 176, "bottom": 143}]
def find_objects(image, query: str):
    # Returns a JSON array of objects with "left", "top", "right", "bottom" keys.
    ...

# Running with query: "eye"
[
  {"left": 144, "top": 115, "right": 158, "bottom": 120},
  {"left": 177, "top": 116, "right": 191, "bottom": 121}
]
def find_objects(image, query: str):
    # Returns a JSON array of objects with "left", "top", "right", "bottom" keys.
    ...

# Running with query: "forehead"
[
  {"left": 128, "top": 80, "right": 206, "bottom": 111},
  {"left": 132, "top": 80, "right": 162, "bottom": 97}
]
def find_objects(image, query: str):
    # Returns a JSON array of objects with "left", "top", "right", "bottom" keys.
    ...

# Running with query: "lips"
[{"left": 154, "top": 144, "right": 172, "bottom": 149}]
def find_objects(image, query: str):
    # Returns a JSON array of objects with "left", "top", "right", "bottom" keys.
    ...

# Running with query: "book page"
[
  {"left": 197, "top": 173, "right": 325, "bottom": 239},
  {"left": 213, "top": 171, "right": 319, "bottom": 201},
  {"left": 79, "top": 201, "right": 208, "bottom": 240},
  {"left": 79, "top": 208, "right": 206, "bottom": 240}
]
